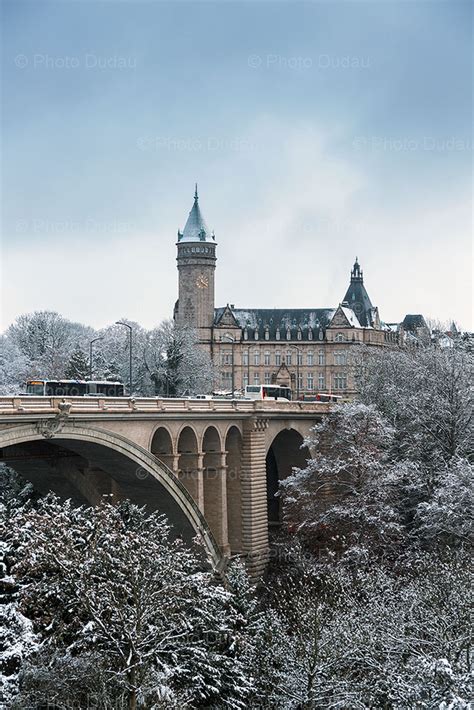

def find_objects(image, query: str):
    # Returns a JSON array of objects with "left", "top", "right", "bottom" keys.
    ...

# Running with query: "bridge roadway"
[{"left": 0, "top": 396, "right": 331, "bottom": 576}]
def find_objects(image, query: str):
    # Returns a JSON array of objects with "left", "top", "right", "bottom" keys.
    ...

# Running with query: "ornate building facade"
[{"left": 174, "top": 189, "right": 408, "bottom": 397}]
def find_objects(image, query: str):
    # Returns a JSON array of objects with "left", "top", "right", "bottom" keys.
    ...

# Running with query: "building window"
[
  {"left": 243, "top": 351, "right": 249, "bottom": 367},
  {"left": 264, "top": 351, "right": 270, "bottom": 366},
  {"left": 286, "top": 351, "right": 292, "bottom": 366},
  {"left": 335, "top": 332, "right": 344, "bottom": 342},
  {"left": 243, "top": 329, "right": 248, "bottom": 341},
  {"left": 253, "top": 351, "right": 260, "bottom": 366},
  {"left": 243, "top": 373, "right": 249, "bottom": 388},
  {"left": 307, "top": 373, "right": 314, "bottom": 390},
  {"left": 286, "top": 329, "right": 291, "bottom": 340},
  {"left": 221, "top": 351, "right": 232, "bottom": 366},
  {"left": 275, "top": 352, "right": 281, "bottom": 366},
  {"left": 254, "top": 330, "right": 259, "bottom": 340},
  {"left": 297, "top": 352, "right": 303, "bottom": 366},
  {"left": 265, "top": 328, "right": 270, "bottom": 340},
  {"left": 253, "top": 372, "right": 260, "bottom": 385},
  {"left": 222, "top": 371, "right": 232, "bottom": 386},
  {"left": 318, "top": 350, "right": 325, "bottom": 366},
  {"left": 334, "top": 352, "right": 346, "bottom": 366},
  {"left": 297, "top": 373, "right": 303, "bottom": 391},
  {"left": 333, "top": 373, "right": 347, "bottom": 390},
  {"left": 319, "top": 330, "right": 324, "bottom": 340},
  {"left": 318, "top": 372, "right": 325, "bottom": 389},
  {"left": 275, "top": 328, "right": 280, "bottom": 340},
  {"left": 264, "top": 371, "right": 271, "bottom": 384},
  {"left": 307, "top": 352, "right": 313, "bottom": 366},
  {"left": 308, "top": 328, "right": 313, "bottom": 340}
]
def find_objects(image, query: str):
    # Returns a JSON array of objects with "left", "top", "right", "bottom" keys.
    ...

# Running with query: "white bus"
[{"left": 245, "top": 385, "right": 292, "bottom": 401}]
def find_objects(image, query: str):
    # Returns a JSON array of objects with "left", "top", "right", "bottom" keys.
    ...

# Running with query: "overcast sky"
[{"left": 2, "top": 0, "right": 472, "bottom": 331}]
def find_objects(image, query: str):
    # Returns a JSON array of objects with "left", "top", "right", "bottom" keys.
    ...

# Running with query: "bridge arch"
[
  {"left": 266, "top": 427, "right": 310, "bottom": 528},
  {"left": 0, "top": 423, "right": 222, "bottom": 570},
  {"left": 150, "top": 426, "right": 175, "bottom": 470}
]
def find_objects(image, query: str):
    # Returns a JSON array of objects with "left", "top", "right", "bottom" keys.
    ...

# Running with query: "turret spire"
[{"left": 178, "top": 185, "right": 216, "bottom": 243}]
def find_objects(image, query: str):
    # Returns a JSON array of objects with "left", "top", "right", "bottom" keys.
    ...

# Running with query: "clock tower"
[{"left": 175, "top": 185, "right": 216, "bottom": 349}]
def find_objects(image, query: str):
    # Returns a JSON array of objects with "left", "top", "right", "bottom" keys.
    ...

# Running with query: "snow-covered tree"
[
  {"left": 144, "top": 320, "right": 215, "bottom": 396},
  {"left": 280, "top": 403, "right": 405, "bottom": 558},
  {"left": 252, "top": 556, "right": 473, "bottom": 709},
  {"left": 6, "top": 311, "right": 93, "bottom": 381},
  {"left": 356, "top": 345, "right": 473, "bottom": 467},
  {"left": 0, "top": 336, "right": 28, "bottom": 395},
  {"left": 4, "top": 497, "right": 252, "bottom": 709},
  {"left": 414, "top": 457, "right": 474, "bottom": 549},
  {"left": 64, "top": 345, "right": 90, "bottom": 380}
]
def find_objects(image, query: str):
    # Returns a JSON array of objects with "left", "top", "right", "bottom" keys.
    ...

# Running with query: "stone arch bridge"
[{"left": 0, "top": 397, "right": 331, "bottom": 575}]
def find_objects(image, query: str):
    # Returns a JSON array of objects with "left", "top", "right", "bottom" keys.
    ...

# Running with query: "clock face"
[{"left": 196, "top": 274, "right": 209, "bottom": 289}]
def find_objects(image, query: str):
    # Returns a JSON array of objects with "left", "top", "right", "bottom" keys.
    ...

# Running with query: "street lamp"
[
  {"left": 89, "top": 337, "right": 104, "bottom": 381},
  {"left": 115, "top": 321, "right": 133, "bottom": 396},
  {"left": 288, "top": 344, "right": 302, "bottom": 400},
  {"left": 221, "top": 334, "right": 235, "bottom": 396}
]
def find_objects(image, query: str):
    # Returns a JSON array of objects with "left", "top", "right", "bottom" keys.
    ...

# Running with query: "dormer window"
[
  {"left": 308, "top": 328, "right": 313, "bottom": 341},
  {"left": 335, "top": 333, "right": 344, "bottom": 342},
  {"left": 286, "top": 329, "right": 291, "bottom": 341},
  {"left": 275, "top": 328, "right": 280, "bottom": 341},
  {"left": 243, "top": 329, "right": 248, "bottom": 341},
  {"left": 254, "top": 330, "right": 259, "bottom": 341},
  {"left": 264, "top": 327, "right": 270, "bottom": 341},
  {"left": 297, "top": 329, "right": 302, "bottom": 340}
]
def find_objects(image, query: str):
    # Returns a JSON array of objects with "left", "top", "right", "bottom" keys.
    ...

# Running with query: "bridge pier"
[{"left": 240, "top": 418, "right": 270, "bottom": 577}]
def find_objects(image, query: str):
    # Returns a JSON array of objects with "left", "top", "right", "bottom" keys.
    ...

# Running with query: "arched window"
[
  {"left": 254, "top": 330, "right": 259, "bottom": 341},
  {"left": 308, "top": 328, "right": 313, "bottom": 341},
  {"left": 264, "top": 327, "right": 270, "bottom": 340},
  {"left": 243, "top": 328, "right": 248, "bottom": 341},
  {"left": 286, "top": 328, "right": 291, "bottom": 341},
  {"left": 297, "top": 329, "right": 302, "bottom": 340},
  {"left": 275, "top": 328, "right": 280, "bottom": 341},
  {"left": 335, "top": 333, "right": 344, "bottom": 342}
]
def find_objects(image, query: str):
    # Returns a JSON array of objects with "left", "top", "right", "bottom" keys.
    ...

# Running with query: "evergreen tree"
[{"left": 64, "top": 346, "right": 90, "bottom": 380}]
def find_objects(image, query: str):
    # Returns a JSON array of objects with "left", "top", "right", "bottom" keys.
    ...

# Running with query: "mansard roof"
[
  {"left": 178, "top": 185, "right": 216, "bottom": 243},
  {"left": 401, "top": 314, "right": 428, "bottom": 331},
  {"left": 214, "top": 307, "right": 336, "bottom": 340}
]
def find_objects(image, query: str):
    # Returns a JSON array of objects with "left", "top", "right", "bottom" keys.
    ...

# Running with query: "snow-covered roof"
[
  {"left": 339, "top": 306, "right": 362, "bottom": 328},
  {"left": 214, "top": 307, "right": 336, "bottom": 341},
  {"left": 178, "top": 186, "right": 215, "bottom": 243}
]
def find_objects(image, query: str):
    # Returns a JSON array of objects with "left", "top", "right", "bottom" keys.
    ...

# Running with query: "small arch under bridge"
[{"left": 0, "top": 397, "right": 331, "bottom": 576}]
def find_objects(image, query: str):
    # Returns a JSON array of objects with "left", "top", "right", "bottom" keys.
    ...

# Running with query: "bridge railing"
[{"left": 0, "top": 397, "right": 331, "bottom": 416}]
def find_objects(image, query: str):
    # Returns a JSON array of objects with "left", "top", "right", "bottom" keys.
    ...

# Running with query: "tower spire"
[{"left": 194, "top": 183, "right": 198, "bottom": 201}]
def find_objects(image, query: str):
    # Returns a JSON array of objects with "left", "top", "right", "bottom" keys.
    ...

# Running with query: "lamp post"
[
  {"left": 115, "top": 321, "right": 133, "bottom": 396},
  {"left": 288, "top": 344, "right": 302, "bottom": 399},
  {"left": 89, "top": 337, "right": 104, "bottom": 381},
  {"left": 221, "top": 334, "right": 235, "bottom": 396}
]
